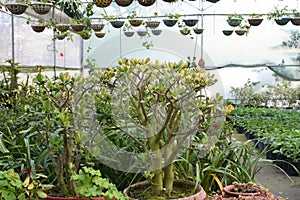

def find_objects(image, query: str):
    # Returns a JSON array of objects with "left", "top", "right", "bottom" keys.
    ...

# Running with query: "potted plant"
[
  {"left": 70, "top": 17, "right": 91, "bottom": 32},
  {"left": 163, "top": 13, "right": 180, "bottom": 27},
  {"left": 183, "top": 19, "right": 199, "bottom": 27},
  {"left": 145, "top": 12, "right": 160, "bottom": 29},
  {"left": 127, "top": 10, "right": 143, "bottom": 27},
  {"left": 247, "top": 13, "right": 263, "bottom": 26},
  {"left": 27, "top": 17, "right": 49, "bottom": 33},
  {"left": 93, "top": 0, "right": 112, "bottom": 8},
  {"left": 267, "top": 6, "right": 290, "bottom": 26},
  {"left": 123, "top": 22, "right": 135, "bottom": 37},
  {"left": 5, "top": 0, "right": 29, "bottom": 15},
  {"left": 290, "top": 9, "right": 300, "bottom": 26},
  {"left": 30, "top": 0, "right": 52, "bottom": 15},
  {"left": 227, "top": 13, "right": 243, "bottom": 27},
  {"left": 96, "top": 58, "right": 217, "bottom": 199}
]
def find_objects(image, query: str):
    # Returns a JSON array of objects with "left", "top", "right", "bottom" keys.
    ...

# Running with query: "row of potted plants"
[{"left": 230, "top": 105, "right": 300, "bottom": 176}]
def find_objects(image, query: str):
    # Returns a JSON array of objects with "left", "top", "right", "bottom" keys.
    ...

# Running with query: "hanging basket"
[
  {"left": 227, "top": 18, "right": 242, "bottom": 27},
  {"left": 151, "top": 29, "right": 162, "bottom": 36},
  {"left": 274, "top": 18, "right": 290, "bottom": 26},
  {"left": 162, "top": 19, "right": 178, "bottom": 27},
  {"left": 235, "top": 29, "right": 247, "bottom": 36},
  {"left": 95, "top": 32, "right": 106, "bottom": 38},
  {"left": 137, "top": 30, "right": 148, "bottom": 37},
  {"left": 206, "top": 0, "right": 220, "bottom": 3},
  {"left": 55, "top": 24, "right": 70, "bottom": 32},
  {"left": 193, "top": 28, "right": 204, "bottom": 34},
  {"left": 124, "top": 31, "right": 134, "bottom": 37},
  {"left": 180, "top": 29, "right": 190, "bottom": 35},
  {"left": 162, "top": 0, "right": 176, "bottom": 2},
  {"left": 31, "top": 24, "right": 46, "bottom": 32},
  {"left": 247, "top": 18, "right": 263, "bottom": 26},
  {"left": 145, "top": 21, "right": 160, "bottom": 29},
  {"left": 115, "top": 0, "right": 133, "bottom": 7},
  {"left": 291, "top": 17, "right": 300, "bottom": 26},
  {"left": 129, "top": 19, "right": 143, "bottom": 27},
  {"left": 183, "top": 19, "right": 199, "bottom": 27},
  {"left": 93, "top": 0, "right": 112, "bottom": 8},
  {"left": 30, "top": 2, "right": 52, "bottom": 15},
  {"left": 110, "top": 20, "right": 124, "bottom": 28},
  {"left": 71, "top": 24, "right": 85, "bottom": 32},
  {"left": 5, "top": 3, "right": 28, "bottom": 15},
  {"left": 137, "top": 0, "right": 156, "bottom": 6},
  {"left": 91, "top": 23, "right": 105, "bottom": 31},
  {"left": 55, "top": 34, "right": 66, "bottom": 40},
  {"left": 222, "top": 30, "right": 233, "bottom": 36}
]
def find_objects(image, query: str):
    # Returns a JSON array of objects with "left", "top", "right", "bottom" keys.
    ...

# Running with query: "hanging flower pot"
[
  {"left": 5, "top": 2, "right": 28, "bottom": 15},
  {"left": 222, "top": 30, "right": 233, "bottom": 36},
  {"left": 93, "top": 0, "right": 112, "bottom": 8},
  {"left": 30, "top": 2, "right": 52, "bottom": 15},
  {"left": 55, "top": 33, "right": 66, "bottom": 40},
  {"left": 80, "top": 32, "right": 91, "bottom": 40},
  {"left": 274, "top": 18, "right": 290, "bottom": 25},
  {"left": 291, "top": 17, "right": 300, "bottom": 25},
  {"left": 91, "top": 23, "right": 105, "bottom": 31},
  {"left": 227, "top": 18, "right": 242, "bottom": 27},
  {"left": 31, "top": 24, "right": 46, "bottom": 32},
  {"left": 55, "top": 24, "right": 70, "bottom": 32},
  {"left": 145, "top": 21, "right": 160, "bottom": 29},
  {"left": 137, "top": 30, "right": 148, "bottom": 37},
  {"left": 193, "top": 28, "right": 204, "bottom": 34},
  {"left": 128, "top": 19, "right": 143, "bottom": 27},
  {"left": 110, "top": 20, "right": 125, "bottom": 28},
  {"left": 163, "top": 19, "right": 178, "bottom": 27},
  {"left": 162, "top": 0, "right": 176, "bottom": 2},
  {"left": 183, "top": 19, "right": 199, "bottom": 27},
  {"left": 95, "top": 32, "right": 106, "bottom": 38},
  {"left": 180, "top": 28, "right": 190, "bottom": 35},
  {"left": 71, "top": 24, "right": 85, "bottom": 32},
  {"left": 151, "top": 29, "right": 162, "bottom": 36},
  {"left": 124, "top": 31, "right": 134, "bottom": 37},
  {"left": 206, "top": 0, "right": 220, "bottom": 3},
  {"left": 137, "top": 0, "right": 156, "bottom": 7},
  {"left": 235, "top": 29, "right": 247, "bottom": 36},
  {"left": 115, "top": 0, "right": 133, "bottom": 7},
  {"left": 247, "top": 18, "right": 263, "bottom": 26}
]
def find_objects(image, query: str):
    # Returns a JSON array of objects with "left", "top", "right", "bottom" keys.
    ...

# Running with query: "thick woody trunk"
[{"left": 149, "top": 136, "right": 163, "bottom": 194}]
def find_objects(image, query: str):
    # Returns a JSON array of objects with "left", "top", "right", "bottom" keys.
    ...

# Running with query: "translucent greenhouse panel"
[{"left": 0, "top": 11, "right": 82, "bottom": 69}]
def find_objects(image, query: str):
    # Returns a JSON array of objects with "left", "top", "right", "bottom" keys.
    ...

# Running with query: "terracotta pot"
[
  {"left": 123, "top": 180, "right": 206, "bottom": 200},
  {"left": 43, "top": 196, "right": 106, "bottom": 200},
  {"left": 223, "top": 185, "right": 260, "bottom": 198},
  {"left": 115, "top": 0, "right": 133, "bottom": 6}
]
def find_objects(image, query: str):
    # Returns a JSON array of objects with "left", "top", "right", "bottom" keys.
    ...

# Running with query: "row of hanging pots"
[
  {"left": 228, "top": 17, "right": 300, "bottom": 27},
  {"left": 5, "top": 1, "right": 52, "bottom": 15},
  {"left": 222, "top": 29, "right": 247, "bottom": 36}
]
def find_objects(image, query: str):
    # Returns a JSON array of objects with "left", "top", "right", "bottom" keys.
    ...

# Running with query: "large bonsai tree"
[{"left": 93, "top": 58, "right": 219, "bottom": 196}]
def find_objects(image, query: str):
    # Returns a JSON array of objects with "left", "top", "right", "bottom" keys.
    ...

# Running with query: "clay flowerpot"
[
  {"left": 227, "top": 18, "right": 242, "bottom": 27},
  {"left": 31, "top": 24, "right": 46, "bottom": 32},
  {"left": 115, "top": 0, "right": 133, "bottom": 7},
  {"left": 137, "top": 0, "right": 156, "bottom": 6},
  {"left": 110, "top": 20, "right": 124, "bottom": 28},
  {"left": 94, "top": 32, "right": 106, "bottom": 38},
  {"left": 223, "top": 184, "right": 260, "bottom": 198},
  {"left": 124, "top": 31, "right": 134, "bottom": 37},
  {"left": 247, "top": 18, "right": 263, "bottom": 26},
  {"left": 55, "top": 24, "right": 70, "bottom": 32},
  {"left": 291, "top": 17, "right": 300, "bottom": 26},
  {"left": 128, "top": 19, "right": 143, "bottom": 27},
  {"left": 5, "top": 2, "right": 28, "bottom": 15},
  {"left": 43, "top": 196, "right": 106, "bottom": 200},
  {"left": 123, "top": 180, "right": 206, "bottom": 200},
  {"left": 30, "top": 2, "right": 52, "bottom": 15},
  {"left": 145, "top": 21, "right": 160, "bottom": 29},
  {"left": 90, "top": 23, "right": 105, "bottom": 31},
  {"left": 163, "top": 19, "right": 178, "bottom": 27},
  {"left": 71, "top": 24, "right": 85, "bottom": 32},
  {"left": 183, "top": 19, "right": 199, "bottom": 27},
  {"left": 274, "top": 18, "right": 290, "bottom": 26},
  {"left": 93, "top": 0, "right": 112, "bottom": 7},
  {"left": 222, "top": 30, "right": 233, "bottom": 36},
  {"left": 193, "top": 28, "right": 204, "bottom": 34}
]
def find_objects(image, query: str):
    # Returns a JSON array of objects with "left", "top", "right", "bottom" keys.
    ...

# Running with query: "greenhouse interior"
[{"left": 0, "top": 0, "right": 300, "bottom": 199}]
